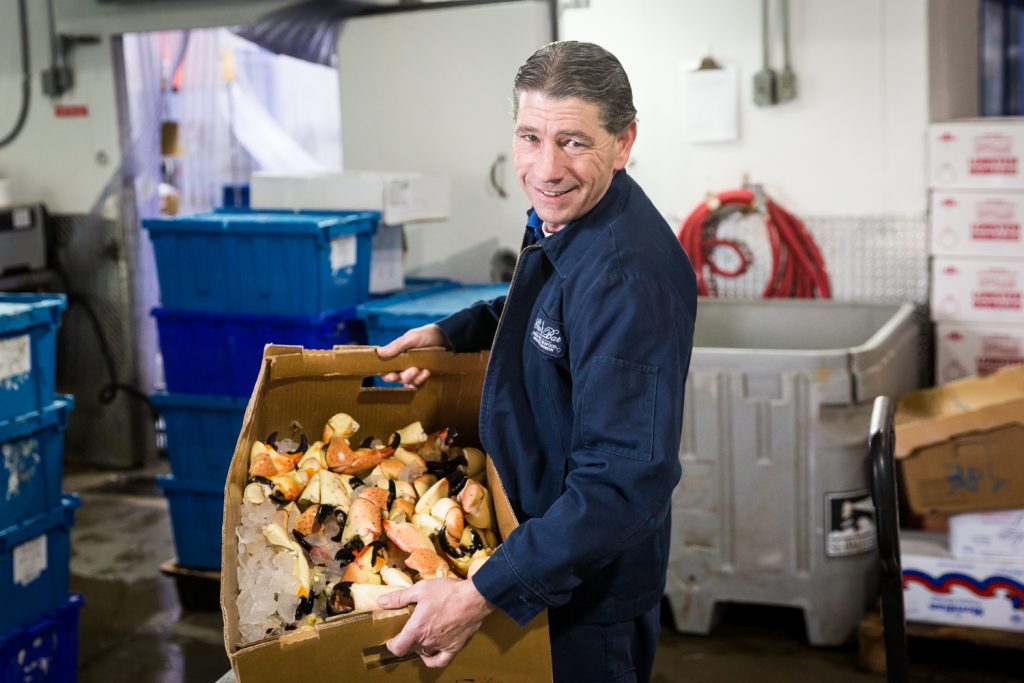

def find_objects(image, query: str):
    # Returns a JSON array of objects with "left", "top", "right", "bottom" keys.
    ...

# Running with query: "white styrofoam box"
[
  {"left": 369, "top": 224, "right": 405, "bottom": 295},
  {"left": 902, "top": 531, "right": 1024, "bottom": 632},
  {"left": 930, "top": 190, "right": 1024, "bottom": 258},
  {"left": 950, "top": 510, "right": 1024, "bottom": 562},
  {"left": 935, "top": 321, "right": 1024, "bottom": 383},
  {"left": 931, "top": 257, "right": 1024, "bottom": 324},
  {"left": 250, "top": 171, "right": 449, "bottom": 225},
  {"left": 930, "top": 119, "right": 1024, "bottom": 190}
]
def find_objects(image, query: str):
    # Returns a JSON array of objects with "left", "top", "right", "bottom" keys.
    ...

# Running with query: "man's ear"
[{"left": 613, "top": 121, "right": 638, "bottom": 170}]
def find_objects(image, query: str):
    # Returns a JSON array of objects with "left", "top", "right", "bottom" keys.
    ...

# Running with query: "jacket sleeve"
[
  {"left": 434, "top": 296, "right": 506, "bottom": 352},
  {"left": 470, "top": 272, "right": 696, "bottom": 624}
]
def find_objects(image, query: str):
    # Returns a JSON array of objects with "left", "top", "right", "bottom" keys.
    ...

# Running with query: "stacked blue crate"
[
  {"left": 357, "top": 283, "right": 510, "bottom": 347},
  {"left": 142, "top": 210, "right": 379, "bottom": 570},
  {"left": 0, "top": 295, "right": 81, "bottom": 663}
]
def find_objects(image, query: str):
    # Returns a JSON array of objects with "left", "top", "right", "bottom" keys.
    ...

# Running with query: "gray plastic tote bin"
[{"left": 666, "top": 298, "right": 919, "bottom": 646}]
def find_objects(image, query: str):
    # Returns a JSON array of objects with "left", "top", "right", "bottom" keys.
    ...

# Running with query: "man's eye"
[
  {"left": 522, "top": 134, "right": 539, "bottom": 143},
  {"left": 566, "top": 140, "right": 583, "bottom": 149}
]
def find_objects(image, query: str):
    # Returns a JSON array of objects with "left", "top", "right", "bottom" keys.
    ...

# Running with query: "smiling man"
[{"left": 376, "top": 41, "right": 697, "bottom": 682}]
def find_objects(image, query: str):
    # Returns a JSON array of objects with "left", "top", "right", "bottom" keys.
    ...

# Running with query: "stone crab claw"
[
  {"left": 294, "top": 504, "right": 321, "bottom": 536},
  {"left": 341, "top": 541, "right": 387, "bottom": 584},
  {"left": 381, "top": 566, "right": 414, "bottom": 587},
  {"left": 356, "top": 485, "right": 391, "bottom": 512},
  {"left": 430, "top": 497, "right": 465, "bottom": 545},
  {"left": 340, "top": 496, "right": 382, "bottom": 546},
  {"left": 350, "top": 583, "right": 405, "bottom": 612},
  {"left": 249, "top": 441, "right": 297, "bottom": 478},
  {"left": 389, "top": 497, "right": 415, "bottom": 522},
  {"left": 322, "top": 413, "right": 359, "bottom": 443},
  {"left": 327, "top": 438, "right": 393, "bottom": 475},
  {"left": 458, "top": 479, "right": 493, "bottom": 530},
  {"left": 266, "top": 473, "right": 305, "bottom": 504},
  {"left": 266, "top": 431, "right": 309, "bottom": 460},
  {"left": 419, "top": 427, "right": 458, "bottom": 461},
  {"left": 403, "top": 548, "right": 453, "bottom": 580},
  {"left": 462, "top": 447, "right": 487, "bottom": 479},
  {"left": 413, "top": 477, "right": 449, "bottom": 515},
  {"left": 326, "top": 581, "right": 355, "bottom": 616},
  {"left": 466, "top": 549, "right": 493, "bottom": 579},
  {"left": 437, "top": 526, "right": 485, "bottom": 577},
  {"left": 412, "top": 474, "right": 437, "bottom": 500},
  {"left": 382, "top": 519, "right": 435, "bottom": 553},
  {"left": 391, "top": 421, "right": 428, "bottom": 449}
]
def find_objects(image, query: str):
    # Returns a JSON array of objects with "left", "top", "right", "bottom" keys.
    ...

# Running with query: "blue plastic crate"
[
  {"left": 153, "top": 306, "right": 366, "bottom": 397},
  {"left": 0, "top": 397, "right": 73, "bottom": 531},
  {"left": 151, "top": 393, "right": 247, "bottom": 484},
  {"left": 0, "top": 295, "right": 65, "bottom": 424},
  {"left": 368, "top": 277, "right": 459, "bottom": 300},
  {"left": 142, "top": 211, "right": 378, "bottom": 315},
  {"left": 0, "top": 593, "right": 83, "bottom": 683},
  {"left": 357, "top": 283, "right": 510, "bottom": 346},
  {"left": 156, "top": 476, "right": 224, "bottom": 570},
  {"left": 0, "top": 496, "right": 78, "bottom": 635}
]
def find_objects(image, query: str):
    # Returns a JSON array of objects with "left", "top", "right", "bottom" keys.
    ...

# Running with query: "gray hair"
[{"left": 512, "top": 41, "right": 637, "bottom": 134}]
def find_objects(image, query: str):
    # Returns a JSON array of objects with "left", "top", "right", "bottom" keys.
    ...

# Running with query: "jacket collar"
[{"left": 522, "top": 170, "right": 632, "bottom": 279}]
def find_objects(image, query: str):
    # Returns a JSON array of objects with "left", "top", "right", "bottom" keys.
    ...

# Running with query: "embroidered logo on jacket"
[{"left": 531, "top": 315, "right": 565, "bottom": 357}]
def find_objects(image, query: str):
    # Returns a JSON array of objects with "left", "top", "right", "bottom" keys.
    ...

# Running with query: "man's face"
[{"left": 513, "top": 91, "right": 637, "bottom": 233}]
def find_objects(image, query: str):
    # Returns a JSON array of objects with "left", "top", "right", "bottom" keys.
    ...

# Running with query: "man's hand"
[
  {"left": 376, "top": 324, "right": 449, "bottom": 388},
  {"left": 377, "top": 577, "right": 494, "bottom": 668}
]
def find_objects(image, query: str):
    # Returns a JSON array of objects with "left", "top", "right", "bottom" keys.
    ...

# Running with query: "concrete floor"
[{"left": 63, "top": 465, "right": 1023, "bottom": 683}]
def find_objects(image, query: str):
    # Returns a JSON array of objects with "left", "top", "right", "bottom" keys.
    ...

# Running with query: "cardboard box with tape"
[
  {"left": 220, "top": 345, "right": 552, "bottom": 682},
  {"left": 895, "top": 364, "right": 1024, "bottom": 515}
]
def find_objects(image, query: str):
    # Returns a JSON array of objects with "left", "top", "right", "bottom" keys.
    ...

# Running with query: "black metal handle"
[
  {"left": 868, "top": 395, "right": 909, "bottom": 683},
  {"left": 490, "top": 154, "right": 507, "bottom": 199}
]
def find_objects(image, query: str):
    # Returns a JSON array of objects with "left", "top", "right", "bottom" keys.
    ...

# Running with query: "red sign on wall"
[{"left": 54, "top": 105, "right": 89, "bottom": 118}]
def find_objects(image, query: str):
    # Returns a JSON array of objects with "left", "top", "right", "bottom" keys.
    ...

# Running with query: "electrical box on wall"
[{"left": 0, "top": 205, "right": 46, "bottom": 276}]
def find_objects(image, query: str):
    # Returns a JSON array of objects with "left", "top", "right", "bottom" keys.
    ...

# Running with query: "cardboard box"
[
  {"left": 930, "top": 190, "right": 1024, "bottom": 258},
  {"left": 950, "top": 509, "right": 1024, "bottom": 562},
  {"left": 931, "top": 256, "right": 1024, "bottom": 324},
  {"left": 895, "top": 364, "right": 1024, "bottom": 515},
  {"left": 901, "top": 531, "right": 1024, "bottom": 632},
  {"left": 930, "top": 119, "right": 1024, "bottom": 190},
  {"left": 221, "top": 346, "right": 552, "bottom": 682},
  {"left": 935, "top": 321, "right": 1024, "bottom": 383},
  {"left": 250, "top": 171, "right": 450, "bottom": 225}
]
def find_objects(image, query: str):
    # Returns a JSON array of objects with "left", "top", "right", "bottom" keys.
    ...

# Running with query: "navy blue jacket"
[{"left": 437, "top": 170, "right": 697, "bottom": 625}]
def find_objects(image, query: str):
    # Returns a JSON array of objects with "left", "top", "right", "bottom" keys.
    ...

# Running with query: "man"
[{"left": 375, "top": 41, "right": 697, "bottom": 682}]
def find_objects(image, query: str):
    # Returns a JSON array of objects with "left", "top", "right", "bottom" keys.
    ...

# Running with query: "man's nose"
[{"left": 536, "top": 143, "right": 564, "bottom": 182}]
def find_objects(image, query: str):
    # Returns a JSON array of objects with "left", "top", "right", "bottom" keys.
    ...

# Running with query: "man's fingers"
[
  {"left": 385, "top": 630, "right": 417, "bottom": 658},
  {"left": 376, "top": 334, "right": 414, "bottom": 360},
  {"left": 380, "top": 372, "right": 401, "bottom": 383},
  {"left": 399, "top": 367, "right": 421, "bottom": 385},
  {"left": 376, "top": 587, "right": 409, "bottom": 610},
  {"left": 420, "top": 650, "right": 456, "bottom": 669},
  {"left": 413, "top": 368, "right": 431, "bottom": 386}
]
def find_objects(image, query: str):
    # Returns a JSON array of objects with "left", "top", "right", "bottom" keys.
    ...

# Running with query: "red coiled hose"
[{"left": 678, "top": 189, "right": 831, "bottom": 299}]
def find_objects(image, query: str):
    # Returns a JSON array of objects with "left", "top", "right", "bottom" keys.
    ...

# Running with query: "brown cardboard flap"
[
  {"left": 488, "top": 456, "right": 520, "bottom": 539},
  {"left": 895, "top": 398, "right": 1024, "bottom": 459},
  {"left": 894, "top": 364, "right": 1024, "bottom": 458}
]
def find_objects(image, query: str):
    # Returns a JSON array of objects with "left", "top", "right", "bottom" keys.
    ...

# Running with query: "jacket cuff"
[
  {"left": 471, "top": 547, "right": 548, "bottom": 626},
  {"left": 435, "top": 309, "right": 482, "bottom": 352}
]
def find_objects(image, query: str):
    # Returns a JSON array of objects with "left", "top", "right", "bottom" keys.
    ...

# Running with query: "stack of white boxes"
[
  {"left": 902, "top": 511, "right": 1024, "bottom": 632},
  {"left": 929, "top": 119, "right": 1024, "bottom": 382}
]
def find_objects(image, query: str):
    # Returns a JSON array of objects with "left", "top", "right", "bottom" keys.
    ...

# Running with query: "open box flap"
[{"left": 894, "top": 364, "right": 1024, "bottom": 458}]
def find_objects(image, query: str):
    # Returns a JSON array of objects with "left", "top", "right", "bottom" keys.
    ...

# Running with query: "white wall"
[
  {"left": 0, "top": 0, "right": 295, "bottom": 212},
  {"left": 560, "top": 0, "right": 933, "bottom": 219}
]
